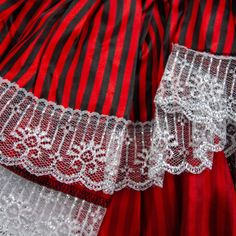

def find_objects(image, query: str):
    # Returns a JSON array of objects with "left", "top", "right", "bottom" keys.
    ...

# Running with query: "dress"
[{"left": 0, "top": 0, "right": 235, "bottom": 235}]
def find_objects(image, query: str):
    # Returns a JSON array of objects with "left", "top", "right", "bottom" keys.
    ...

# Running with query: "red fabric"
[
  {"left": 0, "top": 1, "right": 236, "bottom": 235},
  {"left": 99, "top": 152, "right": 236, "bottom": 236}
]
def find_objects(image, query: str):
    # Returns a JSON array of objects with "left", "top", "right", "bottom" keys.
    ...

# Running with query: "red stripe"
[
  {"left": 168, "top": 0, "right": 181, "bottom": 44},
  {"left": 174, "top": 0, "right": 187, "bottom": 43},
  {"left": 127, "top": 191, "right": 141, "bottom": 236},
  {"left": 139, "top": 42, "right": 148, "bottom": 121},
  {"left": 87, "top": 2, "right": 116, "bottom": 112},
  {"left": 48, "top": 3, "right": 99, "bottom": 103},
  {"left": 184, "top": 0, "right": 200, "bottom": 48},
  {"left": 214, "top": 152, "right": 235, "bottom": 236},
  {"left": 197, "top": 0, "right": 213, "bottom": 50},
  {"left": 61, "top": 27, "right": 89, "bottom": 107},
  {"left": 223, "top": 5, "right": 235, "bottom": 54},
  {"left": 2, "top": 25, "right": 48, "bottom": 83},
  {"left": 116, "top": 2, "right": 141, "bottom": 117},
  {"left": 0, "top": 0, "right": 65, "bottom": 71},
  {"left": 164, "top": 174, "right": 180, "bottom": 235},
  {"left": 34, "top": 0, "right": 93, "bottom": 98},
  {"left": 75, "top": 4, "right": 103, "bottom": 108},
  {"left": 199, "top": 170, "right": 211, "bottom": 236},
  {"left": 0, "top": 1, "right": 35, "bottom": 56},
  {"left": 211, "top": 0, "right": 226, "bottom": 53},
  {"left": 0, "top": 1, "right": 23, "bottom": 21},
  {"left": 101, "top": 0, "right": 131, "bottom": 116},
  {"left": 17, "top": 1, "right": 54, "bottom": 43}
]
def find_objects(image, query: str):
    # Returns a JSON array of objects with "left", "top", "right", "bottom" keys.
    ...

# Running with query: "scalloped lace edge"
[
  {"left": 0, "top": 44, "right": 235, "bottom": 192},
  {"left": 0, "top": 165, "right": 106, "bottom": 236}
]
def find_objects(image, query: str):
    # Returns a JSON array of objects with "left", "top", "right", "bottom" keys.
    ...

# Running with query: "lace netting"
[
  {"left": 0, "top": 44, "right": 235, "bottom": 191},
  {"left": 0, "top": 165, "right": 106, "bottom": 236},
  {"left": 0, "top": 77, "right": 163, "bottom": 192},
  {"left": 149, "top": 44, "right": 236, "bottom": 179}
]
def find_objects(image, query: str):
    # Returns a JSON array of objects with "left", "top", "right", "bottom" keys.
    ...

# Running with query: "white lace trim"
[
  {"left": 0, "top": 166, "right": 106, "bottom": 236},
  {"left": 0, "top": 44, "right": 235, "bottom": 191},
  {"left": 0, "top": 77, "right": 163, "bottom": 192},
  {"left": 149, "top": 44, "right": 236, "bottom": 178}
]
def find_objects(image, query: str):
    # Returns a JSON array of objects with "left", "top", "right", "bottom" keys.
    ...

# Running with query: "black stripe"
[
  {"left": 139, "top": 1, "right": 154, "bottom": 46},
  {"left": 151, "top": 16, "right": 161, "bottom": 78},
  {"left": 178, "top": 0, "right": 194, "bottom": 45},
  {"left": 231, "top": 0, "right": 236, "bottom": 54},
  {"left": 191, "top": 0, "right": 207, "bottom": 49},
  {"left": 0, "top": 1, "right": 20, "bottom": 13},
  {"left": 110, "top": 0, "right": 136, "bottom": 116},
  {"left": 24, "top": 73, "right": 36, "bottom": 91},
  {"left": 14, "top": 1, "right": 44, "bottom": 39},
  {"left": 145, "top": 34, "right": 153, "bottom": 120},
  {"left": 0, "top": 21, "right": 12, "bottom": 46},
  {"left": 56, "top": 36, "right": 81, "bottom": 105},
  {"left": 41, "top": 0, "right": 97, "bottom": 99},
  {"left": 205, "top": 0, "right": 220, "bottom": 50},
  {"left": 95, "top": 0, "right": 124, "bottom": 113},
  {"left": 156, "top": 0, "right": 167, "bottom": 29},
  {"left": 0, "top": 3, "right": 24, "bottom": 59},
  {"left": 131, "top": 2, "right": 154, "bottom": 120},
  {"left": 163, "top": 9, "right": 171, "bottom": 63},
  {"left": 80, "top": 1, "right": 110, "bottom": 109},
  {"left": 216, "top": 0, "right": 230, "bottom": 54},
  {"left": 13, "top": 9, "right": 63, "bottom": 85},
  {"left": 163, "top": 0, "right": 185, "bottom": 63},
  {"left": 69, "top": 23, "right": 94, "bottom": 107},
  {"left": 132, "top": 58, "right": 141, "bottom": 120},
  {"left": 0, "top": 1, "right": 69, "bottom": 71},
  {"left": 124, "top": 40, "right": 141, "bottom": 120}
]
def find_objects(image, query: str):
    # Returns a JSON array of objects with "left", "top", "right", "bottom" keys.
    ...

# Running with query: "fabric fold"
[
  {"left": 0, "top": 44, "right": 236, "bottom": 193},
  {"left": 149, "top": 44, "right": 236, "bottom": 180}
]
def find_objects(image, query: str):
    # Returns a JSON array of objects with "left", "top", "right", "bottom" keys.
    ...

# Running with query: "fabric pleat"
[{"left": 0, "top": 0, "right": 236, "bottom": 235}]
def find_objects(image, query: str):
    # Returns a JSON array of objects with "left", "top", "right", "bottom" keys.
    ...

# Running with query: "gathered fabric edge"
[
  {"left": 149, "top": 43, "right": 236, "bottom": 179},
  {"left": 0, "top": 44, "right": 235, "bottom": 193},
  {"left": 0, "top": 76, "right": 163, "bottom": 194}
]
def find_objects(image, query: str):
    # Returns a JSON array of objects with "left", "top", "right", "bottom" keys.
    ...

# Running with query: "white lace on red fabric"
[
  {"left": 149, "top": 44, "right": 236, "bottom": 179},
  {"left": 0, "top": 44, "right": 235, "bottom": 192},
  {"left": 0, "top": 165, "right": 106, "bottom": 236},
  {"left": 0, "top": 77, "right": 163, "bottom": 192}
]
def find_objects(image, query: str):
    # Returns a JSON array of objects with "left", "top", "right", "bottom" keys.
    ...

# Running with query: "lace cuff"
[
  {"left": 0, "top": 44, "right": 235, "bottom": 193},
  {"left": 149, "top": 44, "right": 236, "bottom": 179},
  {"left": 0, "top": 165, "right": 106, "bottom": 236}
]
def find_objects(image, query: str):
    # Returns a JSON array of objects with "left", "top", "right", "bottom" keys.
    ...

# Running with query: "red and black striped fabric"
[
  {"left": 99, "top": 152, "right": 236, "bottom": 236},
  {"left": 0, "top": 0, "right": 236, "bottom": 235}
]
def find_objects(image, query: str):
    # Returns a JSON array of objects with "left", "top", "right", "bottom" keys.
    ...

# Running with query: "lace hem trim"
[
  {"left": 149, "top": 44, "right": 236, "bottom": 178},
  {"left": 0, "top": 76, "right": 163, "bottom": 193},
  {"left": 0, "top": 44, "right": 235, "bottom": 191},
  {"left": 0, "top": 165, "right": 106, "bottom": 236}
]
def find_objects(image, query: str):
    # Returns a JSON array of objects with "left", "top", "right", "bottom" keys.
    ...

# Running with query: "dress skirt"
[{"left": 0, "top": 0, "right": 235, "bottom": 235}]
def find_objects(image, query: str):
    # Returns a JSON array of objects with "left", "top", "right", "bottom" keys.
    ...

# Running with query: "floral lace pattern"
[
  {"left": 0, "top": 44, "right": 236, "bottom": 191},
  {"left": 0, "top": 77, "right": 163, "bottom": 192},
  {"left": 149, "top": 44, "right": 236, "bottom": 178},
  {"left": 0, "top": 166, "right": 106, "bottom": 236}
]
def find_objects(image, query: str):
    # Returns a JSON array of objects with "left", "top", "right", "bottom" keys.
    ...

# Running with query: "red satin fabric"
[
  {"left": 0, "top": 1, "right": 236, "bottom": 235},
  {"left": 99, "top": 152, "right": 236, "bottom": 236}
]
